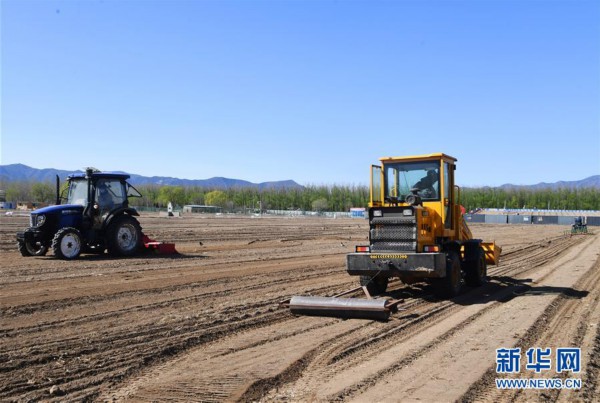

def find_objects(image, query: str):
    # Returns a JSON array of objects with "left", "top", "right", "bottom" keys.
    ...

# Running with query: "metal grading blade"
[{"left": 289, "top": 295, "right": 391, "bottom": 321}]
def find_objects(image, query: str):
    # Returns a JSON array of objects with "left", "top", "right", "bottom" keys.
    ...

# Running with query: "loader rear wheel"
[
  {"left": 52, "top": 228, "right": 82, "bottom": 260},
  {"left": 360, "top": 275, "right": 389, "bottom": 296},
  {"left": 464, "top": 248, "right": 487, "bottom": 287},
  {"left": 107, "top": 215, "right": 142, "bottom": 256},
  {"left": 434, "top": 251, "right": 462, "bottom": 298}
]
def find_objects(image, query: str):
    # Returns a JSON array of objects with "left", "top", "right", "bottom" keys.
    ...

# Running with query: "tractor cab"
[{"left": 64, "top": 172, "right": 142, "bottom": 226}]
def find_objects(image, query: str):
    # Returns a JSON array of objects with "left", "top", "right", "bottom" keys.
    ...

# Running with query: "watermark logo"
[
  {"left": 496, "top": 348, "right": 521, "bottom": 374},
  {"left": 525, "top": 347, "right": 551, "bottom": 373},
  {"left": 556, "top": 348, "right": 581, "bottom": 373},
  {"left": 495, "top": 347, "right": 582, "bottom": 390}
]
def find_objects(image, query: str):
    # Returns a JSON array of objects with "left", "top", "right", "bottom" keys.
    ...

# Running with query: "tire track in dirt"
[
  {"left": 1, "top": 258, "right": 357, "bottom": 398},
  {"left": 0, "top": 249, "right": 351, "bottom": 307},
  {"left": 580, "top": 322, "right": 600, "bottom": 401},
  {"left": 0, "top": 216, "right": 582, "bottom": 402},
  {"left": 0, "top": 242, "right": 347, "bottom": 286},
  {"left": 460, "top": 236, "right": 600, "bottom": 403},
  {"left": 101, "top": 233, "right": 585, "bottom": 401},
  {"left": 256, "top": 235, "right": 592, "bottom": 401},
  {"left": 0, "top": 269, "right": 359, "bottom": 396},
  {"left": 332, "top": 234, "right": 598, "bottom": 402},
  {"left": 0, "top": 259, "right": 346, "bottom": 321}
]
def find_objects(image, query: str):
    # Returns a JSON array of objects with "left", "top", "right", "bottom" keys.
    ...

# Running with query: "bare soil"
[{"left": 1, "top": 213, "right": 598, "bottom": 402}]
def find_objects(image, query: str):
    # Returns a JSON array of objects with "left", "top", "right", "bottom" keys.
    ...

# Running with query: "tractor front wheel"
[
  {"left": 52, "top": 228, "right": 83, "bottom": 260},
  {"left": 107, "top": 215, "right": 142, "bottom": 256},
  {"left": 18, "top": 239, "right": 49, "bottom": 257}
]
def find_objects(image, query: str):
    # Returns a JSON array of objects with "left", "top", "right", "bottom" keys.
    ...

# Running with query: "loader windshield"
[{"left": 383, "top": 161, "right": 440, "bottom": 202}]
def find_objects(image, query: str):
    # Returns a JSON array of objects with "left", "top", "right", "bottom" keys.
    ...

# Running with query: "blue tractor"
[
  {"left": 571, "top": 216, "right": 588, "bottom": 235},
  {"left": 16, "top": 168, "right": 145, "bottom": 259}
]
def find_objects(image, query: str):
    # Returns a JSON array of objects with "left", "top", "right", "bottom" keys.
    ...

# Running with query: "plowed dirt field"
[{"left": 1, "top": 214, "right": 599, "bottom": 402}]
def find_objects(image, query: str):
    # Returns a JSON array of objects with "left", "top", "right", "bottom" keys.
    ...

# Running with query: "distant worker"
[{"left": 413, "top": 169, "right": 438, "bottom": 199}]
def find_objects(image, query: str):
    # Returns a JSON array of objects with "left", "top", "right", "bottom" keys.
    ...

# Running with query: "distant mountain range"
[
  {"left": 0, "top": 164, "right": 303, "bottom": 190},
  {"left": 0, "top": 163, "right": 598, "bottom": 190},
  {"left": 498, "top": 175, "right": 600, "bottom": 190}
]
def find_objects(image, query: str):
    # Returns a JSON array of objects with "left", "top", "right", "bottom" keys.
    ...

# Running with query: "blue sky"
[{"left": 1, "top": 0, "right": 599, "bottom": 186}]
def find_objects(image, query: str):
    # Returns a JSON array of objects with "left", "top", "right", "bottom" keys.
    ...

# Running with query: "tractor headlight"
[
  {"left": 36, "top": 214, "right": 46, "bottom": 227},
  {"left": 373, "top": 210, "right": 383, "bottom": 217}
]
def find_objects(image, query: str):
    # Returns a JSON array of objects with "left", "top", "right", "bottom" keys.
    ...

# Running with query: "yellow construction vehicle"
[{"left": 287, "top": 153, "right": 501, "bottom": 320}]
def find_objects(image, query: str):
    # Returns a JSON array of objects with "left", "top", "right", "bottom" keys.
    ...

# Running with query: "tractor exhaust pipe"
[
  {"left": 84, "top": 168, "right": 94, "bottom": 217},
  {"left": 55, "top": 175, "right": 60, "bottom": 205}
]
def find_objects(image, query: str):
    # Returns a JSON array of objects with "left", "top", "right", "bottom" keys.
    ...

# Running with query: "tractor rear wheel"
[
  {"left": 107, "top": 215, "right": 142, "bottom": 256},
  {"left": 464, "top": 247, "right": 487, "bottom": 287},
  {"left": 52, "top": 228, "right": 83, "bottom": 260},
  {"left": 360, "top": 275, "right": 389, "bottom": 296}
]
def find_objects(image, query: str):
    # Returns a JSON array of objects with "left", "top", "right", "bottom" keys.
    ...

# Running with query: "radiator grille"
[
  {"left": 370, "top": 226, "right": 416, "bottom": 241},
  {"left": 371, "top": 216, "right": 416, "bottom": 225},
  {"left": 370, "top": 222, "right": 417, "bottom": 252},
  {"left": 371, "top": 241, "right": 417, "bottom": 252}
]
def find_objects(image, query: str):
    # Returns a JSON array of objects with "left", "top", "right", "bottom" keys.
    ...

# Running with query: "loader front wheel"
[
  {"left": 464, "top": 248, "right": 487, "bottom": 287},
  {"left": 107, "top": 215, "right": 142, "bottom": 256},
  {"left": 360, "top": 275, "right": 388, "bottom": 296},
  {"left": 434, "top": 251, "right": 462, "bottom": 298}
]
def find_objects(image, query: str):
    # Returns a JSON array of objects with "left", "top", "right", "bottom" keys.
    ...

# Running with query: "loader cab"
[
  {"left": 382, "top": 160, "right": 441, "bottom": 203},
  {"left": 371, "top": 153, "right": 458, "bottom": 236}
]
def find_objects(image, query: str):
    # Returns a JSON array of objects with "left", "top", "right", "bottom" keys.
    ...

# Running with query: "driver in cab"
[
  {"left": 413, "top": 169, "right": 438, "bottom": 199},
  {"left": 94, "top": 183, "right": 115, "bottom": 218}
]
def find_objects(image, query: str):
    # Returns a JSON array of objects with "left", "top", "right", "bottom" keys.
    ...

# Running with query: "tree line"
[
  {"left": 2, "top": 181, "right": 599, "bottom": 212},
  {"left": 134, "top": 184, "right": 370, "bottom": 212},
  {"left": 460, "top": 187, "right": 600, "bottom": 212}
]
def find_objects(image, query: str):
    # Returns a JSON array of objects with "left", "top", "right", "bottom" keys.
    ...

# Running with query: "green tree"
[
  {"left": 186, "top": 187, "right": 205, "bottom": 205},
  {"left": 31, "top": 182, "right": 55, "bottom": 203},
  {"left": 312, "top": 197, "right": 328, "bottom": 212},
  {"left": 157, "top": 186, "right": 187, "bottom": 207},
  {"left": 137, "top": 185, "right": 160, "bottom": 207},
  {"left": 5, "top": 182, "right": 30, "bottom": 202},
  {"left": 205, "top": 190, "right": 228, "bottom": 208}
]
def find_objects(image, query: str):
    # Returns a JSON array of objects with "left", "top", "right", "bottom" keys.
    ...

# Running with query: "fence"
[
  {"left": 465, "top": 213, "right": 599, "bottom": 226},
  {"left": 481, "top": 208, "right": 600, "bottom": 217},
  {"left": 136, "top": 205, "right": 599, "bottom": 226}
]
